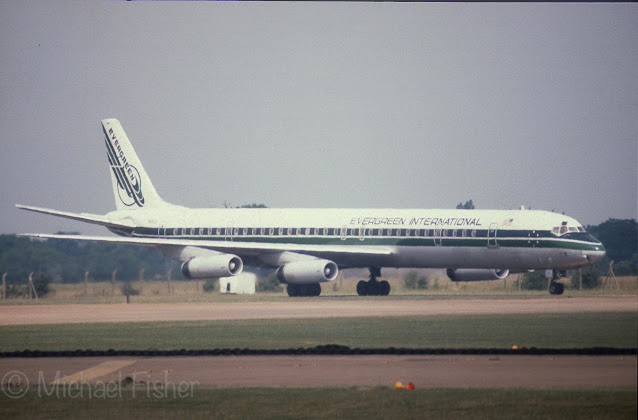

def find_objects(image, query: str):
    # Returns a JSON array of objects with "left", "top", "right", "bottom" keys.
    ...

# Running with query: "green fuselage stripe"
[{"left": 130, "top": 227, "right": 602, "bottom": 252}]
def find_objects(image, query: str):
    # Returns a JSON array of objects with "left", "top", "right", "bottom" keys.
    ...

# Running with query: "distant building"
[{"left": 219, "top": 273, "right": 256, "bottom": 295}]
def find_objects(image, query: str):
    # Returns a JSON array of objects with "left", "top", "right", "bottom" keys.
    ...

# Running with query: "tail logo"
[{"left": 104, "top": 127, "right": 145, "bottom": 207}]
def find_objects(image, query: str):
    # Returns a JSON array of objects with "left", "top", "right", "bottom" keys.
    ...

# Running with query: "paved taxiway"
[
  {"left": 2, "top": 355, "right": 636, "bottom": 388},
  {"left": 1, "top": 296, "right": 636, "bottom": 325}
]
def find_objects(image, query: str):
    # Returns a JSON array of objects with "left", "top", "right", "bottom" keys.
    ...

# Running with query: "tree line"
[{"left": 0, "top": 234, "right": 183, "bottom": 286}]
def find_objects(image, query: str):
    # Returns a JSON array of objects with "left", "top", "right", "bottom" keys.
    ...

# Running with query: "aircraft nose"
[{"left": 584, "top": 246, "right": 606, "bottom": 265}]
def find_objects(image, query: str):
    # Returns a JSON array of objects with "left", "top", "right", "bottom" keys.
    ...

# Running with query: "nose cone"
[{"left": 584, "top": 244, "right": 606, "bottom": 265}]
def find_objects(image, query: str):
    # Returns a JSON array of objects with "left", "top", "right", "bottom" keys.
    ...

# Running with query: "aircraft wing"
[
  {"left": 15, "top": 205, "right": 135, "bottom": 230},
  {"left": 18, "top": 233, "right": 394, "bottom": 261}
]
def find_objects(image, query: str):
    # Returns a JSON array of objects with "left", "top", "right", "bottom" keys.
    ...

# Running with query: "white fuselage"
[{"left": 108, "top": 206, "right": 605, "bottom": 271}]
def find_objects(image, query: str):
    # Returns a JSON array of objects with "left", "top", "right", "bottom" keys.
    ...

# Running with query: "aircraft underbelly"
[{"left": 394, "top": 246, "right": 586, "bottom": 270}]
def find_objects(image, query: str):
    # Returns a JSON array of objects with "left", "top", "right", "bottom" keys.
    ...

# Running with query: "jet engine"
[
  {"left": 276, "top": 260, "right": 339, "bottom": 284},
  {"left": 181, "top": 254, "right": 243, "bottom": 279},
  {"left": 446, "top": 268, "right": 510, "bottom": 282}
]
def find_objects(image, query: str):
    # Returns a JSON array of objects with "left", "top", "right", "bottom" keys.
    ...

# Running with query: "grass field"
[
  {"left": 0, "top": 387, "right": 635, "bottom": 419},
  {"left": 2, "top": 274, "right": 636, "bottom": 305},
  {"left": 1, "top": 312, "right": 635, "bottom": 351}
]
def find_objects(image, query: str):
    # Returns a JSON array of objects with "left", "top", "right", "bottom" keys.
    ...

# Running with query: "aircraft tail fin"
[{"left": 102, "top": 119, "right": 166, "bottom": 210}]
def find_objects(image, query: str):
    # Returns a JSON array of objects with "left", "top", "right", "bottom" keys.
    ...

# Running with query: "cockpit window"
[{"left": 552, "top": 222, "right": 588, "bottom": 237}]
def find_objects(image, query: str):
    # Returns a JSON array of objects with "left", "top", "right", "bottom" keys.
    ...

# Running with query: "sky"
[{"left": 1, "top": 2, "right": 636, "bottom": 236}]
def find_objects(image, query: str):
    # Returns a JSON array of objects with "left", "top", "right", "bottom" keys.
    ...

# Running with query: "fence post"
[
  {"left": 84, "top": 271, "right": 89, "bottom": 295},
  {"left": 111, "top": 270, "right": 117, "bottom": 294},
  {"left": 28, "top": 272, "right": 38, "bottom": 301},
  {"left": 2, "top": 273, "right": 6, "bottom": 300},
  {"left": 167, "top": 268, "right": 172, "bottom": 294}
]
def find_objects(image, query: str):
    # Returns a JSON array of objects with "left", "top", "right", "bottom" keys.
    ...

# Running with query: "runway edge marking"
[{"left": 51, "top": 359, "right": 136, "bottom": 385}]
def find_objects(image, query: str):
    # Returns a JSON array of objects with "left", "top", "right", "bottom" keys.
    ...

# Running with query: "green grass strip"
[
  {"left": 0, "top": 387, "right": 635, "bottom": 419},
  {"left": 1, "top": 312, "right": 636, "bottom": 351}
]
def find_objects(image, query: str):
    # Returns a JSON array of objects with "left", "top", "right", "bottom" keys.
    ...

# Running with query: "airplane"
[{"left": 17, "top": 118, "right": 606, "bottom": 297}]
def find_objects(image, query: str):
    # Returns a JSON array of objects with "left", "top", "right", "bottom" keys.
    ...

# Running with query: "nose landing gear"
[
  {"left": 357, "top": 267, "right": 390, "bottom": 296},
  {"left": 549, "top": 269, "right": 565, "bottom": 295}
]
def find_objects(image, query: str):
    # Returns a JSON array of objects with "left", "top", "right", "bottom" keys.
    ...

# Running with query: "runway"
[
  {"left": 1, "top": 297, "right": 635, "bottom": 390},
  {"left": 2, "top": 355, "right": 636, "bottom": 388},
  {"left": 1, "top": 296, "right": 636, "bottom": 325}
]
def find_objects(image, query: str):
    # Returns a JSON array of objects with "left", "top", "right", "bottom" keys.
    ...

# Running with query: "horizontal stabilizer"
[{"left": 15, "top": 204, "right": 135, "bottom": 230}]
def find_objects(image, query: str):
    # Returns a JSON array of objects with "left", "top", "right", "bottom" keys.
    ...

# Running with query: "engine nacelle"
[
  {"left": 276, "top": 260, "right": 339, "bottom": 285},
  {"left": 181, "top": 255, "right": 243, "bottom": 279},
  {"left": 447, "top": 268, "right": 509, "bottom": 282}
]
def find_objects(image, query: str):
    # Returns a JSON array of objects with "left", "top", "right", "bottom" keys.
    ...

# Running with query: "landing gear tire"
[
  {"left": 379, "top": 280, "right": 390, "bottom": 296},
  {"left": 356, "top": 280, "right": 368, "bottom": 296},
  {"left": 357, "top": 268, "right": 391, "bottom": 296},
  {"left": 549, "top": 282, "right": 564, "bottom": 295},
  {"left": 367, "top": 280, "right": 380, "bottom": 296},
  {"left": 287, "top": 283, "right": 322, "bottom": 297},
  {"left": 309, "top": 283, "right": 321, "bottom": 297}
]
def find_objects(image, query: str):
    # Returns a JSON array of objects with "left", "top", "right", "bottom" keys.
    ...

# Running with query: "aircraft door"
[
  {"left": 226, "top": 223, "right": 233, "bottom": 242},
  {"left": 434, "top": 222, "right": 443, "bottom": 246},
  {"left": 488, "top": 223, "right": 499, "bottom": 248}
]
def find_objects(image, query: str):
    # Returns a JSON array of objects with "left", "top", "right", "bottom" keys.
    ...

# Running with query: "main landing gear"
[
  {"left": 287, "top": 283, "right": 321, "bottom": 297},
  {"left": 357, "top": 267, "right": 390, "bottom": 296},
  {"left": 549, "top": 269, "right": 565, "bottom": 295}
]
